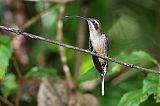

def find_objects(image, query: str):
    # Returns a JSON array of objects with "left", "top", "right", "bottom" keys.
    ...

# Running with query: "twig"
[
  {"left": 56, "top": 5, "right": 74, "bottom": 89},
  {"left": 15, "top": 79, "right": 22, "bottom": 106},
  {"left": 74, "top": 0, "right": 89, "bottom": 81},
  {"left": 12, "top": 57, "right": 23, "bottom": 106},
  {"left": 12, "top": 57, "right": 22, "bottom": 78},
  {"left": 23, "top": 6, "right": 58, "bottom": 29},
  {"left": 24, "top": 0, "right": 74, "bottom": 4},
  {"left": 0, "top": 96, "right": 14, "bottom": 106},
  {"left": 0, "top": 25, "right": 159, "bottom": 74}
]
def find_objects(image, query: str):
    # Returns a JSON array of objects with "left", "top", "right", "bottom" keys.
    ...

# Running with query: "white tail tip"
[{"left": 101, "top": 76, "right": 105, "bottom": 96}]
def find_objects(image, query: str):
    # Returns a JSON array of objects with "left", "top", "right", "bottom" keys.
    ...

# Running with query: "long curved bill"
[{"left": 64, "top": 16, "right": 88, "bottom": 21}]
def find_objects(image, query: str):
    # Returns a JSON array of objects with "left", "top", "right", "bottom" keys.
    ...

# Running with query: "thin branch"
[
  {"left": 12, "top": 57, "right": 23, "bottom": 106},
  {"left": 0, "top": 96, "right": 14, "bottom": 106},
  {"left": 15, "top": 79, "right": 22, "bottom": 106},
  {"left": 56, "top": 5, "right": 74, "bottom": 89},
  {"left": 24, "top": 0, "right": 74, "bottom": 4},
  {"left": 0, "top": 25, "right": 160, "bottom": 74},
  {"left": 74, "top": 0, "right": 89, "bottom": 81},
  {"left": 23, "top": 7, "right": 52, "bottom": 29},
  {"left": 12, "top": 57, "right": 22, "bottom": 78},
  {"left": 23, "top": 6, "right": 58, "bottom": 29}
]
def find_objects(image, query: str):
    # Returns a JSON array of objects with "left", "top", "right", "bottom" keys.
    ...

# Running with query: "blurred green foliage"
[
  {"left": 143, "top": 73, "right": 160, "bottom": 103},
  {"left": 25, "top": 66, "right": 60, "bottom": 79},
  {"left": 0, "top": 0, "right": 160, "bottom": 106},
  {"left": 0, "top": 74, "right": 17, "bottom": 97},
  {"left": 78, "top": 67, "right": 99, "bottom": 84},
  {"left": 0, "top": 36, "right": 13, "bottom": 81}
]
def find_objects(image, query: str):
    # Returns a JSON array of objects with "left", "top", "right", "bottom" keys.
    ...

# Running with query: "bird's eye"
[
  {"left": 92, "top": 20, "right": 96, "bottom": 24},
  {"left": 92, "top": 20, "right": 98, "bottom": 30}
]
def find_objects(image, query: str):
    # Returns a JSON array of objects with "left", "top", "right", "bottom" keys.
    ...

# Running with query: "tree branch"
[
  {"left": 56, "top": 5, "right": 74, "bottom": 89},
  {"left": 0, "top": 96, "right": 14, "bottom": 106},
  {"left": 12, "top": 57, "right": 23, "bottom": 106},
  {"left": 24, "top": 0, "right": 74, "bottom": 4},
  {"left": 74, "top": 0, "right": 89, "bottom": 81},
  {"left": 0, "top": 25, "right": 160, "bottom": 74}
]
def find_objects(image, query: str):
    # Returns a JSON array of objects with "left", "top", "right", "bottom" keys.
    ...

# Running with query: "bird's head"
[
  {"left": 87, "top": 18, "right": 101, "bottom": 34},
  {"left": 65, "top": 16, "right": 101, "bottom": 35}
]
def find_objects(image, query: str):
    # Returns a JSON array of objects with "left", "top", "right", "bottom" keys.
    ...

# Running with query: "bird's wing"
[
  {"left": 89, "top": 37, "right": 93, "bottom": 51},
  {"left": 102, "top": 34, "right": 109, "bottom": 73},
  {"left": 102, "top": 34, "right": 109, "bottom": 55},
  {"left": 89, "top": 38, "right": 103, "bottom": 73}
]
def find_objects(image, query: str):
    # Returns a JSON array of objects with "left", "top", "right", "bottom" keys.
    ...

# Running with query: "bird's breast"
[{"left": 90, "top": 35, "right": 105, "bottom": 55}]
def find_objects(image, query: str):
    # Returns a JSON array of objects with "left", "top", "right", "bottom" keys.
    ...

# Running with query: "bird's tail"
[
  {"left": 101, "top": 62, "right": 107, "bottom": 96},
  {"left": 101, "top": 75, "right": 105, "bottom": 96}
]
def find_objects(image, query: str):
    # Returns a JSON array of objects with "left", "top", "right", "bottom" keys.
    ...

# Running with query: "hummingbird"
[{"left": 65, "top": 16, "right": 109, "bottom": 96}]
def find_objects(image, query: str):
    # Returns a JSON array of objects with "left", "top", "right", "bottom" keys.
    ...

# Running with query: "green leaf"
[
  {"left": 0, "top": 36, "right": 13, "bottom": 81},
  {"left": 125, "top": 51, "right": 158, "bottom": 65},
  {"left": 78, "top": 67, "right": 99, "bottom": 84},
  {"left": 109, "top": 51, "right": 157, "bottom": 75},
  {"left": 118, "top": 89, "right": 148, "bottom": 106},
  {"left": 80, "top": 55, "right": 93, "bottom": 75},
  {"left": 93, "top": 71, "right": 144, "bottom": 106},
  {"left": 143, "top": 73, "right": 160, "bottom": 103},
  {"left": 25, "top": 66, "right": 60, "bottom": 79},
  {"left": 1, "top": 74, "right": 17, "bottom": 97},
  {"left": 39, "top": 4, "right": 59, "bottom": 38}
]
